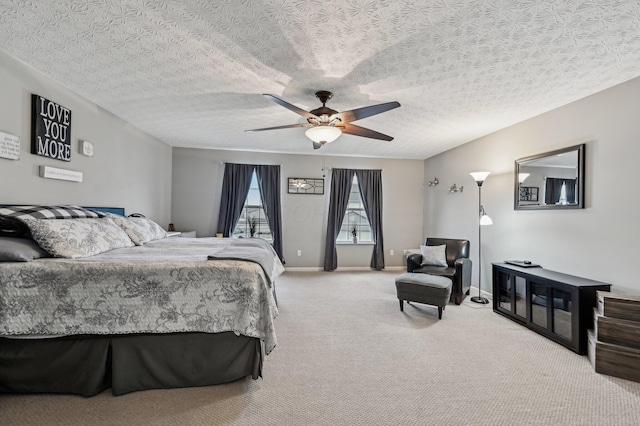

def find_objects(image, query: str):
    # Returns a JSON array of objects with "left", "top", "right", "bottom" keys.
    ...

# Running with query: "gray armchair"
[{"left": 407, "top": 238, "right": 472, "bottom": 305}]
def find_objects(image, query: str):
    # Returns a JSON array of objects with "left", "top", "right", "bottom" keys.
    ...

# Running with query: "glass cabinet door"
[
  {"left": 495, "top": 270, "right": 529, "bottom": 320},
  {"left": 496, "top": 271, "right": 512, "bottom": 312},
  {"left": 552, "top": 288, "right": 572, "bottom": 340},
  {"left": 530, "top": 283, "right": 548, "bottom": 329}
]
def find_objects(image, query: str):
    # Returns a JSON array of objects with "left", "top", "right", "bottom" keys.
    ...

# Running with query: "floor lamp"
[{"left": 470, "top": 171, "right": 493, "bottom": 304}]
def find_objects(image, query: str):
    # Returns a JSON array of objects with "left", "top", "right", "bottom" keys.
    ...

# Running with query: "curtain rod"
[
  {"left": 328, "top": 168, "right": 383, "bottom": 171},
  {"left": 219, "top": 161, "right": 282, "bottom": 166}
]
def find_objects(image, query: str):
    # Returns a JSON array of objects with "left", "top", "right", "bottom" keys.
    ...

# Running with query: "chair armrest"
[
  {"left": 407, "top": 253, "right": 422, "bottom": 272},
  {"left": 454, "top": 258, "right": 472, "bottom": 288}
]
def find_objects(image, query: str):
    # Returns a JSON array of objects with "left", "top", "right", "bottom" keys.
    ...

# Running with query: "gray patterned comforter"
[{"left": 0, "top": 237, "right": 283, "bottom": 354}]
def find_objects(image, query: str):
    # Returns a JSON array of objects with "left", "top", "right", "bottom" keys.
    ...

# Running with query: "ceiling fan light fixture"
[
  {"left": 246, "top": 92, "right": 399, "bottom": 148},
  {"left": 305, "top": 125, "right": 342, "bottom": 144}
]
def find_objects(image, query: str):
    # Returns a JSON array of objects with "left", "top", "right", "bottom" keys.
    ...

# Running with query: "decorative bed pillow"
[
  {"left": 1, "top": 205, "right": 106, "bottom": 237},
  {"left": 105, "top": 213, "right": 167, "bottom": 245},
  {"left": 18, "top": 217, "right": 134, "bottom": 258},
  {"left": 0, "top": 204, "right": 104, "bottom": 220},
  {"left": 420, "top": 244, "right": 448, "bottom": 267},
  {"left": 0, "top": 236, "right": 51, "bottom": 262},
  {"left": 0, "top": 215, "right": 30, "bottom": 237}
]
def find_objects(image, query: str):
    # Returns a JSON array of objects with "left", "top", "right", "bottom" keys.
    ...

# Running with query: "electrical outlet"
[
  {"left": 390, "top": 249, "right": 394, "bottom": 256},
  {"left": 297, "top": 250, "right": 302, "bottom": 256}
]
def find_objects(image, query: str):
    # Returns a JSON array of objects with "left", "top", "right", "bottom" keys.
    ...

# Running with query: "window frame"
[
  {"left": 233, "top": 172, "right": 273, "bottom": 241},
  {"left": 336, "top": 176, "right": 373, "bottom": 244}
]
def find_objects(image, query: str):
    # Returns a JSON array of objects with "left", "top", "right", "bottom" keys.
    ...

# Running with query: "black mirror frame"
[{"left": 514, "top": 144, "right": 585, "bottom": 210}]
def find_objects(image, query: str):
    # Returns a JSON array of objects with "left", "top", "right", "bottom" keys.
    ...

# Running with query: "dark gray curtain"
[
  {"left": 545, "top": 178, "right": 577, "bottom": 204},
  {"left": 324, "top": 168, "right": 356, "bottom": 271},
  {"left": 355, "top": 169, "right": 385, "bottom": 270},
  {"left": 216, "top": 163, "right": 255, "bottom": 237},
  {"left": 255, "top": 165, "right": 284, "bottom": 263},
  {"left": 565, "top": 179, "right": 577, "bottom": 203}
]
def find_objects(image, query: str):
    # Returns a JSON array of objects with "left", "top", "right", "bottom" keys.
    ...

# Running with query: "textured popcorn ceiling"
[{"left": 1, "top": 1, "right": 640, "bottom": 159}]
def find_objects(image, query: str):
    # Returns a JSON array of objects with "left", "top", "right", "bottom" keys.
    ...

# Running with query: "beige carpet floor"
[{"left": 2, "top": 270, "right": 640, "bottom": 425}]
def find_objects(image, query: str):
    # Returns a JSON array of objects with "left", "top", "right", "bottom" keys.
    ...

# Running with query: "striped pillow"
[
  {"left": 0, "top": 205, "right": 105, "bottom": 238},
  {"left": 0, "top": 205, "right": 104, "bottom": 220}
]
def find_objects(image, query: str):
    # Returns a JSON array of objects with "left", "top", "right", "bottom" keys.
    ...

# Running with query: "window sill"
[{"left": 336, "top": 241, "right": 375, "bottom": 245}]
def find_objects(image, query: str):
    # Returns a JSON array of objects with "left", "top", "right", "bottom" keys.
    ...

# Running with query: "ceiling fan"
[{"left": 246, "top": 91, "right": 400, "bottom": 150}]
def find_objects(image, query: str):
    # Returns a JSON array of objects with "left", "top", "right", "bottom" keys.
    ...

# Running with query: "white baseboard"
[
  {"left": 284, "top": 267, "right": 324, "bottom": 272},
  {"left": 285, "top": 266, "right": 405, "bottom": 272},
  {"left": 379, "top": 266, "right": 405, "bottom": 271}
]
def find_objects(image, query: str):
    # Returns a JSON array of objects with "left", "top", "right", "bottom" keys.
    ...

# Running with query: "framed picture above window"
[{"left": 288, "top": 177, "right": 324, "bottom": 195}]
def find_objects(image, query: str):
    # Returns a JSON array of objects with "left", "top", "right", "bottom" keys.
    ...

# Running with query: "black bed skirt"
[{"left": 0, "top": 332, "right": 263, "bottom": 396}]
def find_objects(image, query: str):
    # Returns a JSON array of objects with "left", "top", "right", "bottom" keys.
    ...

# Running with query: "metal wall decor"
[
  {"left": 288, "top": 177, "right": 324, "bottom": 194},
  {"left": 448, "top": 183, "right": 463, "bottom": 193}
]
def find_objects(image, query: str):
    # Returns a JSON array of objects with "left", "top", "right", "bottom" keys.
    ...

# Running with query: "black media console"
[{"left": 492, "top": 263, "right": 611, "bottom": 354}]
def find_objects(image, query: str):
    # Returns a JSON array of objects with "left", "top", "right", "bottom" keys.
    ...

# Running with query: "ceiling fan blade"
[
  {"left": 245, "top": 123, "right": 312, "bottom": 132},
  {"left": 312, "top": 141, "right": 323, "bottom": 150},
  {"left": 340, "top": 123, "right": 394, "bottom": 141},
  {"left": 333, "top": 101, "right": 400, "bottom": 123},
  {"left": 263, "top": 94, "right": 318, "bottom": 120}
]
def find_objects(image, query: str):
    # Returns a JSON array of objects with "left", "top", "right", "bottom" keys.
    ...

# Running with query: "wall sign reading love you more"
[{"left": 31, "top": 94, "right": 72, "bottom": 162}]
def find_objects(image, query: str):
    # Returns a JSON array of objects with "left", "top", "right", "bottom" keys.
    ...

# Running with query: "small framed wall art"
[
  {"left": 519, "top": 186, "right": 539, "bottom": 202},
  {"left": 0, "top": 131, "right": 20, "bottom": 160},
  {"left": 288, "top": 177, "right": 324, "bottom": 195}
]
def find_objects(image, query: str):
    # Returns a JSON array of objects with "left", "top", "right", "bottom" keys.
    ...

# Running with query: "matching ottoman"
[{"left": 395, "top": 273, "right": 453, "bottom": 319}]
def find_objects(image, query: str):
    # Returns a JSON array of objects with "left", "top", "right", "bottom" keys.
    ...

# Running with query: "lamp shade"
[
  {"left": 518, "top": 173, "right": 530, "bottom": 183},
  {"left": 305, "top": 126, "right": 342, "bottom": 144},
  {"left": 480, "top": 214, "right": 493, "bottom": 226},
  {"left": 470, "top": 171, "right": 491, "bottom": 183}
]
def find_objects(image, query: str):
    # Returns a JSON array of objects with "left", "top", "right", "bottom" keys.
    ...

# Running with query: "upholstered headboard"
[{"left": 83, "top": 207, "right": 125, "bottom": 216}]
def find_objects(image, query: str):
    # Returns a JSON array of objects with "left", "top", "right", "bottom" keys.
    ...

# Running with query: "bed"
[{"left": 0, "top": 206, "right": 283, "bottom": 396}]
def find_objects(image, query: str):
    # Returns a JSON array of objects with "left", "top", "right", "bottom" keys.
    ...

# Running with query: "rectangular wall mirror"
[{"left": 514, "top": 144, "right": 585, "bottom": 210}]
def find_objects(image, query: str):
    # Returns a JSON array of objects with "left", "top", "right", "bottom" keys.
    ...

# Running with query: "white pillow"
[
  {"left": 105, "top": 213, "right": 167, "bottom": 245},
  {"left": 420, "top": 244, "right": 448, "bottom": 267},
  {"left": 19, "top": 217, "right": 134, "bottom": 258},
  {"left": 0, "top": 236, "right": 51, "bottom": 262}
]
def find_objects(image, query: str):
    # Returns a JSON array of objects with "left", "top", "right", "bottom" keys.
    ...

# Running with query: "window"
[
  {"left": 233, "top": 172, "right": 272, "bottom": 241},
  {"left": 544, "top": 177, "right": 577, "bottom": 205},
  {"left": 337, "top": 176, "right": 372, "bottom": 243},
  {"left": 558, "top": 182, "right": 567, "bottom": 205}
]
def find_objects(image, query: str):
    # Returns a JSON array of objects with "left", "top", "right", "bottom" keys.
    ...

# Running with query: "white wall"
[
  {"left": 424, "top": 76, "right": 640, "bottom": 294},
  {"left": 0, "top": 50, "right": 173, "bottom": 225},
  {"left": 172, "top": 148, "right": 424, "bottom": 268}
]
